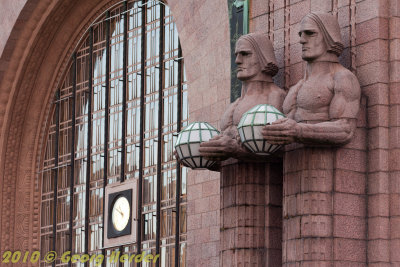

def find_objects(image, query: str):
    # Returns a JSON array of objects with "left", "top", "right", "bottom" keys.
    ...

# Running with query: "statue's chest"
[
  {"left": 232, "top": 95, "right": 269, "bottom": 125},
  {"left": 296, "top": 78, "right": 333, "bottom": 110}
]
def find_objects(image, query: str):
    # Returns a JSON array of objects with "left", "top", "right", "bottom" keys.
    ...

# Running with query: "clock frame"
[
  {"left": 108, "top": 189, "right": 132, "bottom": 238},
  {"left": 104, "top": 179, "right": 138, "bottom": 248}
]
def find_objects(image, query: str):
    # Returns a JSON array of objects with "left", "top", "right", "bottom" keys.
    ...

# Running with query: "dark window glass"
[{"left": 39, "top": 1, "right": 187, "bottom": 266}]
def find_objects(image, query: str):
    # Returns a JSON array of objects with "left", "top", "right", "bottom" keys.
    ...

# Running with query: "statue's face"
[
  {"left": 235, "top": 38, "right": 261, "bottom": 81},
  {"left": 299, "top": 17, "right": 328, "bottom": 61}
]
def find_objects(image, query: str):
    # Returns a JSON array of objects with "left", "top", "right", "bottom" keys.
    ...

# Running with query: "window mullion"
[
  {"left": 155, "top": 2, "right": 165, "bottom": 266},
  {"left": 84, "top": 27, "right": 94, "bottom": 265},
  {"left": 138, "top": 0, "right": 148, "bottom": 258},
  {"left": 175, "top": 40, "right": 183, "bottom": 267},
  {"left": 121, "top": 0, "right": 128, "bottom": 184},
  {"left": 52, "top": 89, "right": 60, "bottom": 267},
  {"left": 101, "top": 10, "right": 111, "bottom": 267},
  {"left": 68, "top": 53, "right": 77, "bottom": 267}
]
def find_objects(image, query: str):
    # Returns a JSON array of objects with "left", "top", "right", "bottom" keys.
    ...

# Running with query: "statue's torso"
[
  {"left": 294, "top": 73, "right": 334, "bottom": 123},
  {"left": 221, "top": 84, "right": 285, "bottom": 132}
]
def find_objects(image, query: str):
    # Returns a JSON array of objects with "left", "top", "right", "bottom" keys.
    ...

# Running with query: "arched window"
[{"left": 39, "top": 1, "right": 188, "bottom": 266}]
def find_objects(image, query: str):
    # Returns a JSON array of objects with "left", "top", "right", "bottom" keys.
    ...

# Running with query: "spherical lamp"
[
  {"left": 237, "top": 104, "right": 286, "bottom": 155},
  {"left": 175, "top": 122, "right": 220, "bottom": 169}
]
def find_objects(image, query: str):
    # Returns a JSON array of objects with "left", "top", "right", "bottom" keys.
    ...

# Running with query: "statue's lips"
[{"left": 302, "top": 47, "right": 309, "bottom": 51}]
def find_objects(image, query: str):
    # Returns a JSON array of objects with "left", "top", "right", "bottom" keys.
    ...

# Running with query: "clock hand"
[{"left": 116, "top": 206, "right": 124, "bottom": 216}]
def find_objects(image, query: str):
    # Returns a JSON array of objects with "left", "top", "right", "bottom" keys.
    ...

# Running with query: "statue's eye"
[{"left": 299, "top": 31, "right": 316, "bottom": 37}]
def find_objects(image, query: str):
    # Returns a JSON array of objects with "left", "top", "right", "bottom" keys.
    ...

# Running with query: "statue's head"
[
  {"left": 299, "top": 12, "right": 344, "bottom": 61},
  {"left": 235, "top": 32, "right": 278, "bottom": 81}
]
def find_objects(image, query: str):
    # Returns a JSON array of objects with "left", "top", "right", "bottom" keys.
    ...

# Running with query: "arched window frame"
[{"left": 39, "top": 1, "right": 188, "bottom": 266}]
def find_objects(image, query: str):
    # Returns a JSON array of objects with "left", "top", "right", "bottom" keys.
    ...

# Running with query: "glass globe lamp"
[
  {"left": 175, "top": 122, "right": 220, "bottom": 169},
  {"left": 237, "top": 104, "right": 286, "bottom": 155}
]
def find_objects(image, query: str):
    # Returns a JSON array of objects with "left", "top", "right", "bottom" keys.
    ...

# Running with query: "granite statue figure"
[
  {"left": 262, "top": 12, "right": 361, "bottom": 146},
  {"left": 197, "top": 32, "right": 286, "bottom": 165}
]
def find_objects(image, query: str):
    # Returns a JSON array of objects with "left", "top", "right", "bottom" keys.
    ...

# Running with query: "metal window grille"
[{"left": 39, "top": 1, "right": 188, "bottom": 266}]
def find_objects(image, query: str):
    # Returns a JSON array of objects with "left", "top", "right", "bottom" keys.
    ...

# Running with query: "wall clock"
[{"left": 104, "top": 179, "right": 138, "bottom": 248}]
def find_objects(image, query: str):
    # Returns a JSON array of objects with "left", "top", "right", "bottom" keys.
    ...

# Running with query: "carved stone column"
[
  {"left": 220, "top": 160, "right": 282, "bottom": 267},
  {"left": 282, "top": 131, "right": 367, "bottom": 266}
]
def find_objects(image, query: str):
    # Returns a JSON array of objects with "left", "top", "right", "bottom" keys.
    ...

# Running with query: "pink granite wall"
[
  {"left": 248, "top": 0, "right": 397, "bottom": 265},
  {"left": 166, "top": 1, "right": 231, "bottom": 266}
]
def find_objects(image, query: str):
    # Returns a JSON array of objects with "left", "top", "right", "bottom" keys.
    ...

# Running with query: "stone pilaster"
[{"left": 220, "top": 161, "right": 282, "bottom": 267}]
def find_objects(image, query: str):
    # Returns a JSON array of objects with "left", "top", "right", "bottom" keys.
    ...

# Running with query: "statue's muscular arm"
[{"left": 263, "top": 70, "right": 361, "bottom": 146}]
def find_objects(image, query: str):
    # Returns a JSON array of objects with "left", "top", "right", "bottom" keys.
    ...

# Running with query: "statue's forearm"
[{"left": 295, "top": 119, "right": 355, "bottom": 146}]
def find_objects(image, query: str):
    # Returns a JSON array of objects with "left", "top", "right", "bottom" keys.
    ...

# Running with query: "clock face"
[{"left": 111, "top": 196, "right": 130, "bottom": 231}]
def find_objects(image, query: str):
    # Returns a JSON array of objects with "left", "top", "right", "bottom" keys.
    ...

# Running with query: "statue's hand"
[
  {"left": 262, "top": 117, "right": 300, "bottom": 145},
  {"left": 198, "top": 134, "right": 239, "bottom": 161}
]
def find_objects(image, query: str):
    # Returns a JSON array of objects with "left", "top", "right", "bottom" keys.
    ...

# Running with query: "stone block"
[
  {"left": 334, "top": 215, "right": 366, "bottom": 239},
  {"left": 338, "top": 0, "right": 350, "bottom": 7},
  {"left": 389, "top": 149, "right": 400, "bottom": 171},
  {"left": 290, "top": 43, "right": 303, "bottom": 64},
  {"left": 202, "top": 241, "right": 218, "bottom": 258},
  {"left": 250, "top": 14, "right": 269, "bottom": 33},
  {"left": 368, "top": 239, "right": 390, "bottom": 262},
  {"left": 335, "top": 148, "right": 367, "bottom": 173},
  {"left": 250, "top": 0, "right": 269, "bottom": 18},
  {"left": 335, "top": 169, "right": 366, "bottom": 194},
  {"left": 194, "top": 197, "right": 210, "bottom": 214},
  {"left": 368, "top": 193, "right": 390, "bottom": 217},
  {"left": 390, "top": 17, "right": 400, "bottom": 39},
  {"left": 356, "top": 0, "right": 389, "bottom": 24},
  {"left": 202, "top": 179, "right": 219, "bottom": 198},
  {"left": 334, "top": 193, "right": 366, "bottom": 217},
  {"left": 390, "top": 127, "right": 400, "bottom": 148},
  {"left": 311, "top": 0, "right": 332, "bottom": 12},
  {"left": 368, "top": 127, "right": 389, "bottom": 150},
  {"left": 334, "top": 238, "right": 366, "bottom": 262},
  {"left": 368, "top": 104, "right": 390, "bottom": 128},
  {"left": 368, "top": 149, "right": 389, "bottom": 172},
  {"left": 358, "top": 61, "right": 389, "bottom": 87},
  {"left": 390, "top": 216, "right": 400, "bottom": 239},
  {"left": 338, "top": 5, "right": 350, "bottom": 28},
  {"left": 283, "top": 170, "right": 300, "bottom": 196},
  {"left": 390, "top": 39, "right": 400, "bottom": 62},
  {"left": 356, "top": 39, "right": 389, "bottom": 67},
  {"left": 390, "top": 61, "right": 400, "bottom": 83},
  {"left": 274, "top": 8, "right": 285, "bottom": 30},
  {"left": 368, "top": 171, "right": 389, "bottom": 194},
  {"left": 283, "top": 216, "right": 301, "bottom": 239},
  {"left": 345, "top": 127, "right": 366, "bottom": 150},
  {"left": 289, "top": 62, "right": 304, "bottom": 86},
  {"left": 302, "top": 238, "right": 333, "bottom": 261},
  {"left": 298, "top": 192, "right": 332, "bottom": 215},
  {"left": 301, "top": 169, "right": 333, "bottom": 193},
  {"left": 290, "top": 1, "right": 311, "bottom": 25},
  {"left": 390, "top": 172, "right": 400, "bottom": 194},
  {"left": 390, "top": 239, "right": 400, "bottom": 262},
  {"left": 368, "top": 216, "right": 390, "bottom": 240},
  {"left": 188, "top": 213, "right": 202, "bottom": 231},
  {"left": 301, "top": 215, "right": 332, "bottom": 237},
  {"left": 390, "top": 193, "right": 400, "bottom": 216},
  {"left": 362, "top": 83, "right": 389, "bottom": 107},
  {"left": 202, "top": 211, "right": 217, "bottom": 228},
  {"left": 356, "top": 18, "right": 389, "bottom": 45}
]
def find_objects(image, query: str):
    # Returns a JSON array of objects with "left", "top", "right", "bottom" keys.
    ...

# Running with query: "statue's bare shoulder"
[
  {"left": 282, "top": 79, "right": 304, "bottom": 118},
  {"left": 330, "top": 65, "right": 361, "bottom": 120}
]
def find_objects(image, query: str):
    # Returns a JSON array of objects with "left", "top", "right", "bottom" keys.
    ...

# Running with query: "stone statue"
[
  {"left": 198, "top": 32, "right": 286, "bottom": 164},
  {"left": 262, "top": 12, "right": 361, "bottom": 146}
]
